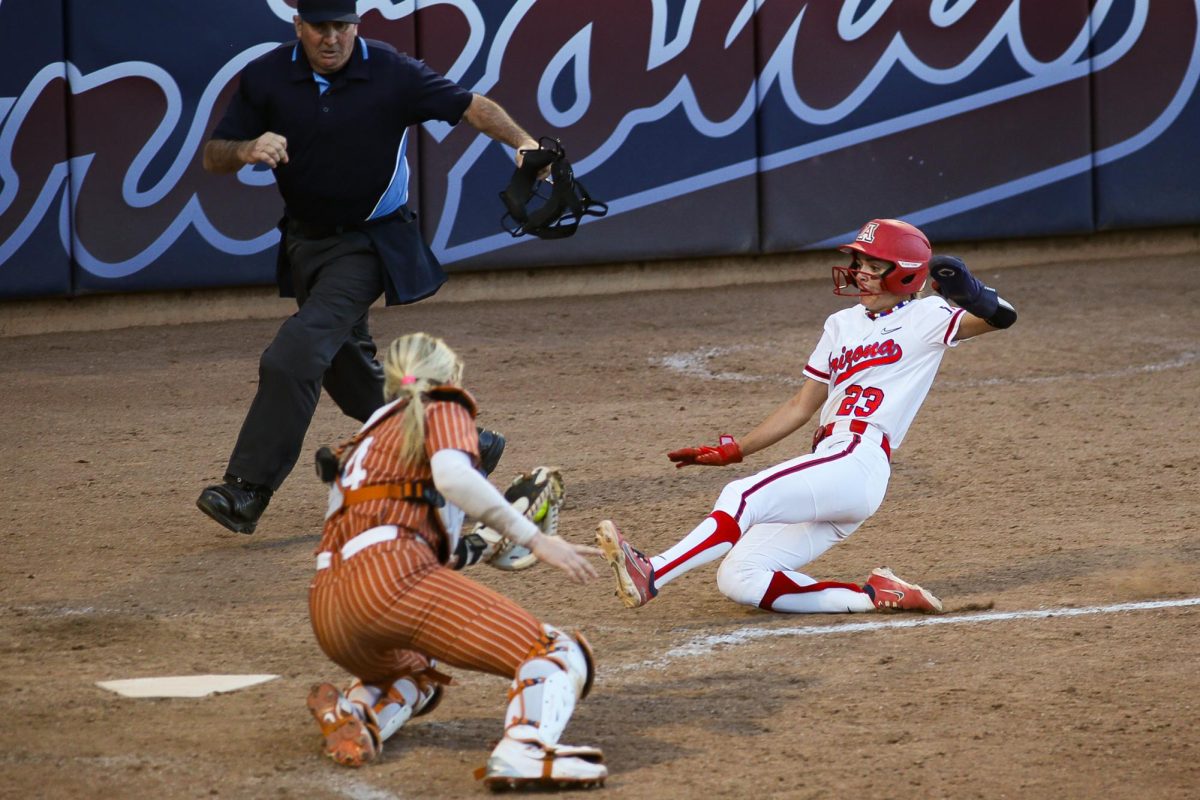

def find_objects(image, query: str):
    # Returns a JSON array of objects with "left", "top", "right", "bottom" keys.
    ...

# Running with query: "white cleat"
[{"left": 477, "top": 737, "right": 607, "bottom": 790}]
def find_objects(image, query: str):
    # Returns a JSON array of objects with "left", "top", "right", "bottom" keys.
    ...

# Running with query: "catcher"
[
  {"left": 598, "top": 218, "right": 1017, "bottom": 614},
  {"left": 307, "top": 332, "right": 607, "bottom": 789}
]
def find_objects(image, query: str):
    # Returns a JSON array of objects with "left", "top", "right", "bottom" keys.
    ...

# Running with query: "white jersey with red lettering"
[
  {"left": 802, "top": 295, "right": 966, "bottom": 449},
  {"left": 647, "top": 295, "right": 968, "bottom": 615}
]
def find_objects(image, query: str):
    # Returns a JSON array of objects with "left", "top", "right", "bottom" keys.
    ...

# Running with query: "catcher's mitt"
[{"left": 471, "top": 466, "right": 565, "bottom": 571}]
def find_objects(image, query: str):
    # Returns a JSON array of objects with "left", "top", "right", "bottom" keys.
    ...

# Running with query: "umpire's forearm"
[
  {"left": 462, "top": 94, "right": 536, "bottom": 150},
  {"left": 203, "top": 139, "right": 249, "bottom": 173}
]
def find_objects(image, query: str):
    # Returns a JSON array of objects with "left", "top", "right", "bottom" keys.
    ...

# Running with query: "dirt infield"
[{"left": 3, "top": 246, "right": 1199, "bottom": 799}]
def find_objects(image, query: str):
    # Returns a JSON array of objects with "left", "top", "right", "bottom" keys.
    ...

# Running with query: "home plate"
[{"left": 97, "top": 674, "right": 279, "bottom": 698}]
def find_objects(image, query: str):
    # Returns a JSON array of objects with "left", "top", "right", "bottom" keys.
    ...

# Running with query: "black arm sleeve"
[{"left": 983, "top": 293, "right": 1017, "bottom": 329}]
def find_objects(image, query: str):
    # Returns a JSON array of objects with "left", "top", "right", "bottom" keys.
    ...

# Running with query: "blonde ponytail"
[{"left": 382, "top": 333, "right": 464, "bottom": 468}]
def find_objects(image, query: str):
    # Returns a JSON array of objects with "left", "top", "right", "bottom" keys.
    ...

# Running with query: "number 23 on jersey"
[{"left": 836, "top": 384, "right": 884, "bottom": 417}]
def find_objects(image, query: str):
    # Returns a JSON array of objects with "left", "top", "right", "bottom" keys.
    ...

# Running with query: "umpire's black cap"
[{"left": 297, "top": 0, "right": 361, "bottom": 24}]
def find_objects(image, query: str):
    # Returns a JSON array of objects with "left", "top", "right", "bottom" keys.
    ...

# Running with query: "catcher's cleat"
[
  {"left": 476, "top": 738, "right": 607, "bottom": 790},
  {"left": 476, "top": 428, "right": 506, "bottom": 477},
  {"left": 865, "top": 567, "right": 944, "bottom": 613},
  {"left": 411, "top": 682, "right": 444, "bottom": 719},
  {"left": 196, "top": 474, "right": 272, "bottom": 534},
  {"left": 307, "top": 683, "right": 380, "bottom": 768},
  {"left": 596, "top": 520, "right": 658, "bottom": 609}
]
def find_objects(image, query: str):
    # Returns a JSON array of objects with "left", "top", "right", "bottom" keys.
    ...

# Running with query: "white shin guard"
[
  {"left": 346, "top": 678, "right": 420, "bottom": 743},
  {"left": 503, "top": 625, "right": 594, "bottom": 747}
]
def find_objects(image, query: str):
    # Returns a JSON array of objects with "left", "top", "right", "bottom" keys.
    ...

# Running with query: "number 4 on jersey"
[
  {"left": 836, "top": 384, "right": 884, "bottom": 417},
  {"left": 341, "top": 437, "right": 375, "bottom": 490}
]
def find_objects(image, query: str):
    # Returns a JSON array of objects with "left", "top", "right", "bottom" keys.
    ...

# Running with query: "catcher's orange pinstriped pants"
[{"left": 309, "top": 533, "right": 544, "bottom": 684}]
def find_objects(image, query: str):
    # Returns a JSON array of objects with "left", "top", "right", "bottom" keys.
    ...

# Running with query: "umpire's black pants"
[{"left": 226, "top": 230, "right": 385, "bottom": 491}]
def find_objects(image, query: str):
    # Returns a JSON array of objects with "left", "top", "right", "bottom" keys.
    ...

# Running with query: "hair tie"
[{"left": 401, "top": 375, "right": 418, "bottom": 385}]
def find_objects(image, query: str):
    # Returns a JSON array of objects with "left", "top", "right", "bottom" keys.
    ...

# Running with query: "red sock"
[{"left": 759, "top": 572, "right": 866, "bottom": 610}]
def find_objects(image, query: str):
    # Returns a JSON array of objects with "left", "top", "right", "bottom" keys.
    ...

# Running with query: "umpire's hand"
[{"left": 241, "top": 132, "right": 289, "bottom": 168}]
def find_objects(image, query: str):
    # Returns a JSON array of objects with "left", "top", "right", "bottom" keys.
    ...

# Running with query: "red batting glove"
[
  {"left": 666, "top": 446, "right": 702, "bottom": 467},
  {"left": 696, "top": 435, "right": 743, "bottom": 466},
  {"left": 667, "top": 435, "right": 743, "bottom": 468}
]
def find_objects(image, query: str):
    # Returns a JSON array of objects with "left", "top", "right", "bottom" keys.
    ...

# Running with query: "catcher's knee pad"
[
  {"left": 538, "top": 624, "right": 593, "bottom": 700},
  {"left": 504, "top": 626, "right": 595, "bottom": 747}
]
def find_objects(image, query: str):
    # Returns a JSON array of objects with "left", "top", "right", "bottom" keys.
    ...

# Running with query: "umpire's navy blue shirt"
[{"left": 212, "top": 37, "right": 473, "bottom": 226}]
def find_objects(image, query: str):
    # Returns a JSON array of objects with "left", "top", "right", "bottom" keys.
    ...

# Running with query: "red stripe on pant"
[
  {"left": 733, "top": 437, "right": 860, "bottom": 522},
  {"left": 758, "top": 571, "right": 866, "bottom": 610}
]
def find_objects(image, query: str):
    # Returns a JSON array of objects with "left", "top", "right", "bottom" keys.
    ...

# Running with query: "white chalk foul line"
[
  {"left": 322, "top": 776, "right": 403, "bottom": 800},
  {"left": 653, "top": 347, "right": 1199, "bottom": 389},
  {"left": 616, "top": 597, "right": 1200, "bottom": 671}
]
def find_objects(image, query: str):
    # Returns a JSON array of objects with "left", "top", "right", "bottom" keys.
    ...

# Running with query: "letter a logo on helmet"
[{"left": 834, "top": 218, "right": 932, "bottom": 297}]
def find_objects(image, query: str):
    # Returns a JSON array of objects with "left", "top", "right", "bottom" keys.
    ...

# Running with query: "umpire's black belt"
[{"left": 287, "top": 208, "right": 407, "bottom": 240}]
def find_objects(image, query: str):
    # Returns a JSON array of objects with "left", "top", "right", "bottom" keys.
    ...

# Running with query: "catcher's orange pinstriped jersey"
[
  {"left": 321, "top": 396, "right": 481, "bottom": 557},
  {"left": 309, "top": 394, "right": 543, "bottom": 684}
]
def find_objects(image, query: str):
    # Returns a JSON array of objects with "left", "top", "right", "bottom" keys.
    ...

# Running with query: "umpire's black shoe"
[
  {"left": 477, "top": 428, "right": 506, "bottom": 477},
  {"left": 196, "top": 474, "right": 273, "bottom": 535}
]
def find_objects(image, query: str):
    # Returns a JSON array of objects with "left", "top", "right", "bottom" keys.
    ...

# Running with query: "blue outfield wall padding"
[
  {"left": 1094, "top": 84, "right": 1200, "bottom": 230},
  {"left": 0, "top": 1, "right": 72, "bottom": 300},
  {"left": 758, "top": 0, "right": 1098, "bottom": 252},
  {"left": 64, "top": 0, "right": 290, "bottom": 297},
  {"left": 415, "top": 0, "right": 760, "bottom": 270},
  {"left": 1091, "top": 0, "right": 1200, "bottom": 230},
  {"left": 921, "top": 173, "right": 1094, "bottom": 247},
  {"left": 1, "top": 1, "right": 1200, "bottom": 302}
]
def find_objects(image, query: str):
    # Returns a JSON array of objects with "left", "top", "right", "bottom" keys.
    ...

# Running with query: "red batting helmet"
[{"left": 833, "top": 218, "right": 931, "bottom": 296}]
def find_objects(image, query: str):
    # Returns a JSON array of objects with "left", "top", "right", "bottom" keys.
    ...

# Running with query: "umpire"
[{"left": 197, "top": 0, "right": 525, "bottom": 534}]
